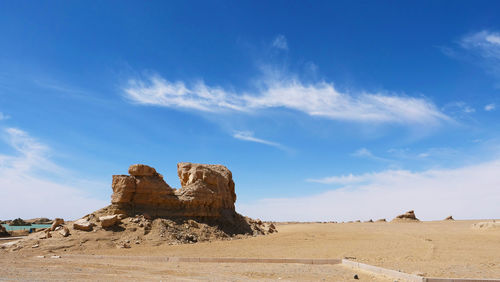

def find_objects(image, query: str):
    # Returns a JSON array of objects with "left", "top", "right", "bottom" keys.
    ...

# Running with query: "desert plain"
[{"left": 1, "top": 219, "right": 500, "bottom": 281}]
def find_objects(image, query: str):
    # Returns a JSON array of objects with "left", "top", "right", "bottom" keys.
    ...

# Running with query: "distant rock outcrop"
[
  {"left": 471, "top": 221, "right": 500, "bottom": 230},
  {"left": 392, "top": 210, "right": 419, "bottom": 222},
  {"left": 26, "top": 218, "right": 52, "bottom": 224},
  {"left": 444, "top": 216, "right": 454, "bottom": 221},
  {"left": 0, "top": 224, "right": 9, "bottom": 237},
  {"left": 9, "top": 218, "right": 31, "bottom": 226}
]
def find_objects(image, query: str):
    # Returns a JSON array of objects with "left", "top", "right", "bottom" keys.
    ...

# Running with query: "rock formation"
[
  {"left": 58, "top": 227, "right": 70, "bottom": 237},
  {"left": 0, "top": 224, "right": 9, "bottom": 237},
  {"left": 50, "top": 218, "right": 64, "bottom": 231},
  {"left": 0, "top": 163, "right": 276, "bottom": 254},
  {"left": 99, "top": 215, "right": 120, "bottom": 228},
  {"left": 73, "top": 219, "right": 94, "bottom": 231},
  {"left": 392, "top": 210, "right": 419, "bottom": 222},
  {"left": 110, "top": 163, "right": 237, "bottom": 219},
  {"left": 444, "top": 216, "right": 454, "bottom": 221},
  {"left": 9, "top": 218, "right": 31, "bottom": 226},
  {"left": 85, "top": 163, "right": 274, "bottom": 237}
]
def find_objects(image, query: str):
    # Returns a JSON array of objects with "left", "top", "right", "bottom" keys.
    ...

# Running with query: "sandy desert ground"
[{"left": 1, "top": 220, "right": 499, "bottom": 281}]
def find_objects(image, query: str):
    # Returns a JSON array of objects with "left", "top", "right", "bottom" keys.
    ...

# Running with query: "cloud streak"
[
  {"left": 124, "top": 75, "right": 450, "bottom": 125},
  {"left": 239, "top": 160, "right": 500, "bottom": 222},
  {"left": 232, "top": 131, "right": 286, "bottom": 150}
]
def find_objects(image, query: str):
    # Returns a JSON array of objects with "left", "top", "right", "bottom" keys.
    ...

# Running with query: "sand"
[{"left": 1, "top": 220, "right": 499, "bottom": 280}]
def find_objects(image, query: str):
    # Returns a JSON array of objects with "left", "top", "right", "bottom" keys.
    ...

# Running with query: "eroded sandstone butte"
[{"left": 110, "top": 163, "right": 238, "bottom": 219}]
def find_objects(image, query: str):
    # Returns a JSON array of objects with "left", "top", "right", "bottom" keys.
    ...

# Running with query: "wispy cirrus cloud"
[
  {"left": 272, "top": 34, "right": 288, "bottom": 50},
  {"left": 233, "top": 131, "right": 280, "bottom": 146},
  {"left": 351, "top": 148, "right": 392, "bottom": 162},
  {"left": 485, "top": 103, "right": 496, "bottom": 111},
  {"left": 460, "top": 30, "right": 500, "bottom": 59},
  {"left": 0, "top": 127, "right": 107, "bottom": 219},
  {"left": 124, "top": 75, "right": 450, "bottom": 125},
  {"left": 240, "top": 160, "right": 500, "bottom": 221},
  {"left": 449, "top": 30, "right": 500, "bottom": 84},
  {"left": 0, "top": 112, "right": 9, "bottom": 120}
]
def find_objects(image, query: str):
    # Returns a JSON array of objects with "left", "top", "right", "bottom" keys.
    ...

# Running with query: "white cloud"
[
  {"left": 125, "top": 75, "right": 450, "bottom": 125},
  {"left": 461, "top": 30, "right": 500, "bottom": 59},
  {"left": 442, "top": 101, "right": 475, "bottom": 115},
  {"left": 349, "top": 148, "right": 392, "bottom": 163},
  {"left": 0, "top": 128, "right": 107, "bottom": 220},
  {"left": 457, "top": 30, "right": 500, "bottom": 83},
  {"left": 238, "top": 160, "right": 500, "bottom": 222},
  {"left": 0, "top": 112, "right": 9, "bottom": 120},
  {"left": 272, "top": 35, "right": 288, "bottom": 50},
  {"left": 485, "top": 103, "right": 496, "bottom": 111},
  {"left": 307, "top": 173, "right": 368, "bottom": 185},
  {"left": 352, "top": 148, "right": 373, "bottom": 158},
  {"left": 233, "top": 131, "right": 288, "bottom": 152}
]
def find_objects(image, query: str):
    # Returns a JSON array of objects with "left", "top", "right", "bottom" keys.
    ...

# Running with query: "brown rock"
[
  {"left": 111, "top": 175, "right": 136, "bottom": 204},
  {"left": 38, "top": 230, "right": 52, "bottom": 239},
  {"left": 50, "top": 218, "right": 64, "bottom": 231},
  {"left": 392, "top": 210, "right": 419, "bottom": 222},
  {"left": 59, "top": 227, "right": 70, "bottom": 237},
  {"left": 445, "top": 216, "right": 454, "bottom": 220},
  {"left": 99, "top": 215, "right": 120, "bottom": 228},
  {"left": 0, "top": 224, "right": 9, "bottom": 237},
  {"left": 128, "top": 164, "right": 157, "bottom": 176},
  {"left": 109, "top": 163, "right": 238, "bottom": 218},
  {"left": 73, "top": 219, "right": 94, "bottom": 231}
]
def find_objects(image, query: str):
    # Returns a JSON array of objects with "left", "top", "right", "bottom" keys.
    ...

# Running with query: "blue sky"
[{"left": 1, "top": 1, "right": 500, "bottom": 221}]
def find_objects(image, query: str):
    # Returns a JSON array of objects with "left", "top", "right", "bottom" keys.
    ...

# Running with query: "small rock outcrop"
[
  {"left": 50, "top": 218, "right": 64, "bottom": 231},
  {"left": 73, "top": 219, "right": 93, "bottom": 231},
  {"left": 392, "top": 210, "right": 419, "bottom": 222},
  {"left": 445, "top": 216, "right": 454, "bottom": 221},
  {"left": 99, "top": 215, "right": 120, "bottom": 228},
  {"left": 58, "top": 227, "right": 70, "bottom": 237}
]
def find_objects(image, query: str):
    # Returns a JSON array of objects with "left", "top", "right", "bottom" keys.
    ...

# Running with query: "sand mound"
[
  {"left": 392, "top": 210, "right": 419, "bottom": 222},
  {"left": 1, "top": 163, "right": 276, "bottom": 253},
  {"left": 471, "top": 221, "right": 500, "bottom": 230}
]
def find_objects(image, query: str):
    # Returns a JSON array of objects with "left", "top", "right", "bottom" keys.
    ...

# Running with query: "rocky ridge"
[{"left": 0, "top": 163, "right": 276, "bottom": 253}]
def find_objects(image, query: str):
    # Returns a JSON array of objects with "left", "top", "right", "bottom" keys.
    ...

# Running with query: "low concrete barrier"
[
  {"left": 342, "top": 259, "right": 425, "bottom": 282},
  {"left": 424, "top": 279, "right": 500, "bottom": 282},
  {"left": 58, "top": 255, "right": 500, "bottom": 281}
]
